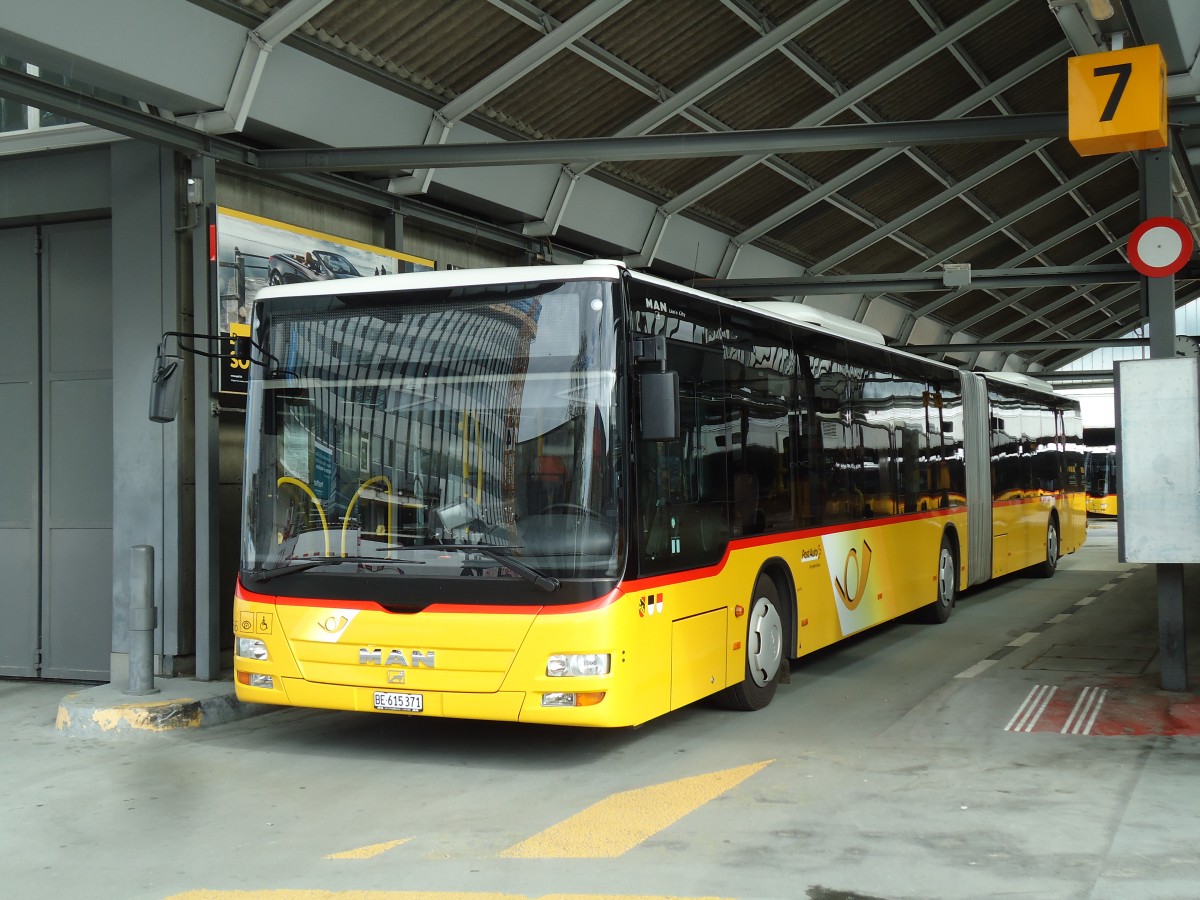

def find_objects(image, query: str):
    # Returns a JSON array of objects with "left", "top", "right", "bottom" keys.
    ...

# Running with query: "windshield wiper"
[
  {"left": 249, "top": 555, "right": 405, "bottom": 584},
  {"left": 252, "top": 546, "right": 562, "bottom": 592},
  {"left": 395, "top": 542, "right": 561, "bottom": 592}
]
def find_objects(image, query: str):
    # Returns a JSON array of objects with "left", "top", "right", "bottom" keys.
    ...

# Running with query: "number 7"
[{"left": 1093, "top": 62, "right": 1132, "bottom": 122}]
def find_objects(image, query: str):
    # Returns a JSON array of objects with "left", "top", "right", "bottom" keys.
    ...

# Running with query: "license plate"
[{"left": 373, "top": 691, "right": 423, "bottom": 713}]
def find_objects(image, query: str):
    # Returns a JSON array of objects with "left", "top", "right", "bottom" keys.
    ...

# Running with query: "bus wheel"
[
  {"left": 716, "top": 574, "right": 784, "bottom": 711},
  {"left": 1036, "top": 519, "right": 1059, "bottom": 578},
  {"left": 918, "top": 533, "right": 956, "bottom": 624}
]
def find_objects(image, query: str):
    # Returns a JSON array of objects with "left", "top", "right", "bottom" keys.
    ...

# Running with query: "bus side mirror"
[
  {"left": 639, "top": 370, "right": 679, "bottom": 441},
  {"left": 234, "top": 332, "right": 253, "bottom": 361},
  {"left": 148, "top": 352, "right": 183, "bottom": 423}
]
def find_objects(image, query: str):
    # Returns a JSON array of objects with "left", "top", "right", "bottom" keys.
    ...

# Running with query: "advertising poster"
[{"left": 214, "top": 206, "right": 435, "bottom": 394}]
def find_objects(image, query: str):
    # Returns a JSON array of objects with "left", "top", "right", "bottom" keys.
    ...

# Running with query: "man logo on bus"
[
  {"left": 359, "top": 648, "right": 436, "bottom": 667},
  {"left": 834, "top": 540, "right": 873, "bottom": 611}
]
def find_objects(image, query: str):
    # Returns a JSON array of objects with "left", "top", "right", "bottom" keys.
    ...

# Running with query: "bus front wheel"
[{"left": 716, "top": 574, "right": 785, "bottom": 711}]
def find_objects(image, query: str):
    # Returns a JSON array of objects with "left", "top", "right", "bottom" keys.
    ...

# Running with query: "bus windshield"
[
  {"left": 1084, "top": 448, "right": 1115, "bottom": 496},
  {"left": 240, "top": 279, "right": 622, "bottom": 595}
]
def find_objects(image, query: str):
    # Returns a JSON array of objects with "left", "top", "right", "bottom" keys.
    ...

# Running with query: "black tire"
[
  {"left": 1035, "top": 518, "right": 1059, "bottom": 578},
  {"left": 917, "top": 532, "right": 956, "bottom": 624},
  {"left": 268, "top": 269, "right": 284, "bottom": 285},
  {"left": 715, "top": 574, "right": 785, "bottom": 711}
]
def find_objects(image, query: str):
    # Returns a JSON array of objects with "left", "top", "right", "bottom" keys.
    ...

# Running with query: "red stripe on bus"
[
  {"left": 237, "top": 577, "right": 622, "bottom": 616},
  {"left": 621, "top": 506, "right": 960, "bottom": 593}
]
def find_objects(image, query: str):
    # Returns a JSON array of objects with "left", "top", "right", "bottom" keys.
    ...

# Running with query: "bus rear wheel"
[
  {"left": 715, "top": 574, "right": 785, "bottom": 711},
  {"left": 917, "top": 533, "right": 956, "bottom": 624},
  {"left": 1036, "top": 518, "right": 1059, "bottom": 578}
]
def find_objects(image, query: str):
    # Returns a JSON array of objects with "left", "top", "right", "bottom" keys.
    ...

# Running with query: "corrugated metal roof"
[{"left": 217, "top": 0, "right": 1195, "bottom": 370}]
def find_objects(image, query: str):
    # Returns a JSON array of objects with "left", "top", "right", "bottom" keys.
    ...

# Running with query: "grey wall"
[
  {"left": 0, "top": 139, "right": 539, "bottom": 682},
  {"left": 0, "top": 142, "right": 191, "bottom": 680}
]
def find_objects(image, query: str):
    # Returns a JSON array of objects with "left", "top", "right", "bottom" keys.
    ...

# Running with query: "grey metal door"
[
  {"left": 0, "top": 228, "right": 40, "bottom": 676},
  {"left": 41, "top": 221, "right": 113, "bottom": 679},
  {"left": 0, "top": 222, "right": 113, "bottom": 680}
]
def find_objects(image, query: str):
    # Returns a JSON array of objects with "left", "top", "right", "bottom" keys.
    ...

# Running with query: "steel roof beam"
[
  {"left": 1031, "top": 288, "right": 1147, "bottom": 343},
  {"left": 0, "top": 65, "right": 258, "bottom": 163},
  {"left": 809, "top": 139, "right": 1053, "bottom": 273},
  {"left": 0, "top": 67, "right": 565, "bottom": 259},
  {"left": 1036, "top": 370, "right": 1117, "bottom": 382},
  {"left": 895, "top": 197, "right": 1138, "bottom": 341},
  {"left": 770, "top": 24, "right": 1042, "bottom": 290},
  {"left": 708, "top": 264, "right": 1140, "bottom": 297},
  {"left": 904, "top": 334, "right": 1147, "bottom": 355},
  {"left": 909, "top": 157, "right": 1128, "bottom": 272},
  {"left": 730, "top": 43, "right": 1065, "bottom": 247},
  {"left": 440, "top": 0, "right": 631, "bottom": 126},
  {"left": 1018, "top": 289, "right": 1143, "bottom": 367},
  {"left": 1027, "top": 291, "right": 1147, "bottom": 365},
  {"left": 962, "top": 237, "right": 1133, "bottom": 340},
  {"left": 751, "top": 30, "right": 1016, "bottom": 276},
  {"left": 253, "top": 112, "right": 1068, "bottom": 172},
  {"left": 758, "top": 157, "right": 937, "bottom": 261},
  {"left": 390, "top": 0, "right": 631, "bottom": 195},
  {"left": 601, "top": 0, "right": 850, "bottom": 147},
  {"left": 657, "top": 0, "right": 1019, "bottom": 217},
  {"left": 492, "top": 0, "right": 749, "bottom": 117},
  {"left": 513, "top": 0, "right": 852, "bottom": 189},
  {"left": 852, "top": 153, "right": 1129, "bottom": 350},
  {"left": 904, "top": 0, "right": 1123, "bottom": 337},
  {"left": 712, "top": 2, "right": 1069, "bottom": 298},
  {"left": 497, "top": 0, "right": 850, "bottom": 240},
  {"left": 909, "top": 0, "right": 1123, "bottom": 257},
  {"left": 187, "top": 0, "right": 337, "bottom": 134}
]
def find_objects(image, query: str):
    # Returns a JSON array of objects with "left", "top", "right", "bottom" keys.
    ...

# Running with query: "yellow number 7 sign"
[{"left": 1068, "top": 44, "right": 1167, "bottom": 157}]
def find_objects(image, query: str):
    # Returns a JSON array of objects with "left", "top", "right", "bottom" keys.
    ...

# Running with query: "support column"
[
  {"left": 191, "top": 155, "right": 221, "bottom": 681},
  {"left": 384, "top": 209, "right": 404, "bottom": 255},
  {"left": 1139, "top": 145, "right": 1187, "bottom": 691}
]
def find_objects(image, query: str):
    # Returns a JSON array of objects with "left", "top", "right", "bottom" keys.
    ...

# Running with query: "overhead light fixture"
[
  {"left": 1086, "top": 0, "right": 1115, "bottom": 21},
  {"left": 942, "top": 263, "right": 971, "bottom": 288}
]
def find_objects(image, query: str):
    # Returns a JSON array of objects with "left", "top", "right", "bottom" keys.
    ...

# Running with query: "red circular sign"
[{"left": 1129, "top": 217, "right": 1194, "bottom": 277}]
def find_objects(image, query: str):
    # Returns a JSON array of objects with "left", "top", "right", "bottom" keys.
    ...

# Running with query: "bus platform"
[{"left": 52, "top": 672, "right": 268, "bottom": 738}]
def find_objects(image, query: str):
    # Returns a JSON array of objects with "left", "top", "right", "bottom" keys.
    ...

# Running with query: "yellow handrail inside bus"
[
  {"left": 277, "top": 476, "right": 331, "bottom": 557},
  {"left": 461, "top": 411, "right": 485, "bottom": 505},
  {"left": 341, "top": 475, "right": 394, "bottom": 557}
]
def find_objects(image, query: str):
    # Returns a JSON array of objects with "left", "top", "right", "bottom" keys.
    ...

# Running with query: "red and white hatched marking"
[{"left": 1005, "top": 683, "right": 1200, "bottom": 736}]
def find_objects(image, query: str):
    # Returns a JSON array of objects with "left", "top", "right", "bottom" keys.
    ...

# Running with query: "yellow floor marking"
[
  {"left": 167, "top": 893, "right": 732, "bottom": 900},
  {"left": 500, "top": 759, "right": 774, "bottom": 859},
  {"left": 168, "top": 893, "right": 518, "bottom": 900},
  {"left": 325, "top": 838, "right": 410, "bottom": 859}
]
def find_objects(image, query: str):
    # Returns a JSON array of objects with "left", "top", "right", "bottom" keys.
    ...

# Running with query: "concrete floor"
[{"left": 4, "top": 519, "right": 1200, "bottom": 900}]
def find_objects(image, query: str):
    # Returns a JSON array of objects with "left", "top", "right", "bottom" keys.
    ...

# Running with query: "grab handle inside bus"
[{"left": 639, "top": 370, "right": 680, "bottom": 441}]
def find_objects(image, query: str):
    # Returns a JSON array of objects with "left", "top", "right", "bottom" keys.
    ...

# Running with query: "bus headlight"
[
  {"left": 236, "top": 637, "right": 269, "bottom": 660},
  {"left": 546, "top": 653, "right": 610, "bottom": 677},
  {"left": 237, "top": 671, "right": 275, "bottom": 689},
  {"left": 541, "top": 691, "right": 605, "bottom": 707}
]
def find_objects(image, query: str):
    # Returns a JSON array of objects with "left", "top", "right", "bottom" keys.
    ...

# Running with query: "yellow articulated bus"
[
  {"left": 1084, "top": 446, "right": 1118, "bottom": 517},
  {"left": 233, "top": 261, "right": 1086, "bottom": 726}
]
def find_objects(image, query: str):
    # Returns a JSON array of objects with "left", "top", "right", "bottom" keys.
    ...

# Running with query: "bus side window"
[{"left": 632, "top": 292, "right": 731, "bottom": 577}]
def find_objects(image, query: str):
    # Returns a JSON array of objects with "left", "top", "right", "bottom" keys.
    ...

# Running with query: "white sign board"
[{"left": 1116, "top": 356, "right": 1200, "bottom": 563}]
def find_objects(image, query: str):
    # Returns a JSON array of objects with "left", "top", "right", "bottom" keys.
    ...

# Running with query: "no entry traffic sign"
[{"left": 1129, "top": 216, "right": 1194, "bottom": 277}]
